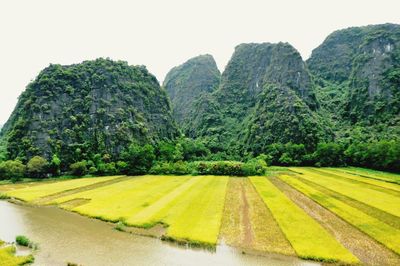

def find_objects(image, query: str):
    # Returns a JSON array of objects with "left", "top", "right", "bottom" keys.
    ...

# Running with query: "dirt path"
[
  {"left": 296, "top": 175, "right": 400, "bottom": 230},
  {"left": 219, "top": 178, "right": 294, "bottom": 256},
  {"left": 34, "top": 176, "right": 129, "bottom": 204},
  {"left": 271, "top": 176, "right": 400, "bottom": 266},
  {"left": 240, "top": 181, "right": 253, "bottom": 245}
]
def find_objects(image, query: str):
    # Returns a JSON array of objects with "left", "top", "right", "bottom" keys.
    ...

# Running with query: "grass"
[
  {"left": 0, "top": 240, "right": 34, "bottom": 266},
  {"left": 279, "top": 174, "right": 400, "bottom": 255},
  {"left": 52, "top": 175, "right": 193, "bottom": 222},
  {"left": 128, "top": 176, "right": 229, "bottom": 246},
  {"left": 320, "top": 168, "right": 400, "bottom": 193},
  {"left": 219, "top": 178, "right": 294, "bottom": 255},
  {"left": 332, "top": 167, "right": 400, "bottom": 184},
  {"left": 4, "top": 176, "right": 120, "bottom": 202},
  {"left": 289, "top": 167, "right": 400, "bottom": 218},
  {"left": 50, "top": 175, "right": 228, "bottom": 246},
  {"left": 250, "top": 176, "right": 358, "bottom": 263}
]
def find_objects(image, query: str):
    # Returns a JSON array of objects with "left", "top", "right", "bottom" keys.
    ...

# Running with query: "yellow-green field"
[
  {"left": 0, "top": 240, "right": 33, "bottom": 266},
  {"left": 2, "top": 168, "right": 400, "bottom": 265},
  {"left": 250, "top": 176, "right": 358, "bottom": 263}
]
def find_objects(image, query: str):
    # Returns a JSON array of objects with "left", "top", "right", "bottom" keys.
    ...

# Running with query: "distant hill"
[
  {"left": 163, "top": 54, "right": 220, "bottom": 132},
  {"left": 2, "top": 23, "right": 400, "bottom": 164},
  {"left": 1, "top": 58, "right": 179, "bottom": 163}
]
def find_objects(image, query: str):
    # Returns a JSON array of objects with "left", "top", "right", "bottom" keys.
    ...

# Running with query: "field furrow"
[
  {"left": 332, "top": 167, "right": 400, "bottom": 184},
  {"left": 279, "top": 174, "right": 400, "bottom": 255},
  {"left": 312, "top": 168, "right": 400, "bottom": 195},
  {"left": 219, "top": 178, "right": 295, "bottom": 255},
  {"left": 126, "top": 176, "right": 204, "bottom": 226},
  {"left": 5, "top": 176, "right": 120, "bottom": 202},
  {"left": 294, "top": 174, "right": 400, "bottom": 230},
  {"left": 271, "top": 176, "right": 400, "bottom": 265},
  {"left": 53, "top": 175, "right": 192, "bottom": 222},
  {"left": 161, "top": 176, "right": 228, "bottom": 246},
  {"left": 289, "top": 168, "right": 400, "bottom": 217},
  {"left": 250, "top": 176, "right": 358, "bottom": 263}
]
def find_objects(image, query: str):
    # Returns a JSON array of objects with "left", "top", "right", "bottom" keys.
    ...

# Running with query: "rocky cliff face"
[
  {"left": 178, "top": 42, "right": 326, "bottom": 153},
  {"left": 1, "top": 58, "right": 179, "bottom": 162},
  {"left": 308, "top": 24, "right": 400, "bottom": 125},
  {"left": 163, "top": 55, "right": 220, "bottom": 129}
]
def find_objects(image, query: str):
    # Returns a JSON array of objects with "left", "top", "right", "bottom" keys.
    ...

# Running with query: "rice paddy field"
[
  {"left": 0, "top": 240, "right": 33, "bottom": 266},
  {"left": 1, "top": 167, "right": 400, "bottom": 265}
]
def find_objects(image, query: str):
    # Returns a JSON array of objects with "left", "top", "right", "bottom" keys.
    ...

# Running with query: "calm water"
[{"left": 0, "top": 200, "right": 318, "bottom": 266}]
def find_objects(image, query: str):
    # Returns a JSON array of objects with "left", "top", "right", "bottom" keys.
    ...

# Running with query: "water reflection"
[{"left": 0, "top": 201, "right": 318, "bottom": 266}]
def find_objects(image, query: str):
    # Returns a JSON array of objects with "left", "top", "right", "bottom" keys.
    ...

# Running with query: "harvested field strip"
[
  {"left": 250, "top": 176, "right": 358, "bottom": 263},
  {"left": 0, "top": 180, "right": 57, "bottom": 193},
  {"left": 295, "top": 175, "right": 400, "bottom": 230},
  {"left": 53, "top": 175, "right": 193, "bottom": 222},
  {"left": 280, "top": 174, "right": 400, "bottom": 255},
  {"left": 313, "top": 168, "right": 400, "bottom": 194},
  {"left": 219, "top": 178, "right": 295, "bottom": 255},
  {"left": 289, "top": 168, "right": 400, "bottom": 217},
  {"left": 270, "top": 176, "right": 400, "bottom": 265},
  {"left": 126, "top": 176, "right": 203, "bottom": 226},
  {"left": 333, "top": 167, "right": 400, "bottom": 184},
  {"left": 5, "top": 176, "right": 120, "bottom": 202},
  {"left": 34, "top": 176, "right": 129, "bottom": 204},
  {"left": 160, "top": 176, "right": 228, "bottom": 246}
]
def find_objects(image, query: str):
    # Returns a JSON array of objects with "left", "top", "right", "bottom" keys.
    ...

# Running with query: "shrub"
[
  {"left": 27, "top": 156, "right": 49, "bottom": 178},
  {"left": 69, "top": 161, "right": 87, "bottom": 176},
  {"left": 196, "top": 161, "right": 245, "bottom": 176},
  {"left": 122, "top": 143, "right": 155, "bottom": 175},
  {"left": 97, "top": 162, "right": 117, "bottom": 175},
  {"left": 243, "top": 155, "right": 268, "bottom": 176},
  {"left": 0, "top": 160, "right": 25, "bottom": 181},
  {"left": 116, "top": 161, "right": 128, "bottom": 174},
  {"left": 48, "top": 154, "right": 61, "bottom": 176},
  {"left": 149, "top": 161, "right": 192, "bottom": 175},
  {"left": 16, "top": 235, "right": 30, "bottom": 247},
  {"left": 313, "top": 143, "right": 345, "bottom": 167}
]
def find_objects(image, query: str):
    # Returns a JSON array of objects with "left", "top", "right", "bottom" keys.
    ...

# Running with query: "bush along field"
[{"left": 2, "top": 168, "right": 400, "bottom": 264}]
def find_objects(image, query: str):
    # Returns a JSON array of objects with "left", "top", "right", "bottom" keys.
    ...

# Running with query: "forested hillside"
[
  {"left": 0, "top": 24, "right": 399, "bottom": 178},
  {"left": 308, "top": 23, "right": 400, "bottom": 141},
  {"left": 0, "top": 58, "right": 178, "bottom": 165},
  {"left": 163, "top": 54, "right": 220, "bottom": 132}
]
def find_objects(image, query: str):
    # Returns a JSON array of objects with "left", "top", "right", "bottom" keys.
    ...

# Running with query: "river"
[{"left": 0, "top": 200, "right": 318, "bottom": 266}]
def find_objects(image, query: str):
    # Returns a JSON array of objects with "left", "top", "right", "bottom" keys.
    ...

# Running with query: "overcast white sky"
[{"left": 1, "top": 0, "right": 399, "bottom": 125}]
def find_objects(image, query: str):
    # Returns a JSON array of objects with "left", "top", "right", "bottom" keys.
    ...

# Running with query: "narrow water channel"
[{"left": 0, "top": 200, "right": 318, "bottom": 266}]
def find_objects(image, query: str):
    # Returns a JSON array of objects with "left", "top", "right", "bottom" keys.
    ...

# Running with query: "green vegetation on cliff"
[{"left": 1, "top": 58, "right": 178, "bottom": 166}]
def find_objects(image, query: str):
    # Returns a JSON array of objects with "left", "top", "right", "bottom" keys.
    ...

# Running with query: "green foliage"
[
  {"left": 345, "top": 140, "right": 400, "bottom": 172},
  {"left": 27, "top": 156, "right": 48, "bottom": 178},
  {"left": 0, "top": 160, "right": 25, "bottom": 181},
  {"left": 149, "top": 161, "right": 192, "bottom": 175},
  {"left": 1, "top": 58, "right": 178, "bottom": 166},
  {"left": 242, "top": 155, "right": 268, "bottom": 176},
  {"left": 313, "top": 143, "right": 345, "bottom": 167},
  {"left": 48, "top": 154, "right": 61, "bottom": 176},
  {"left": 69, "top": 160, "right": 88, "bottom": 176},
  {"left": 15, "top": 235, "right": 30, "bottom": 247},
  {"left": 164, "top": 54, "right": 220, "bottom": 127},
  {"left": 122, "top": 143, "right": 155, "bottom": 175}
]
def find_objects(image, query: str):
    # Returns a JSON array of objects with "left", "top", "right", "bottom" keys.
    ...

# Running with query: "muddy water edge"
[{"left": 0, "top": 200, "right": 317, "bottom": 266}]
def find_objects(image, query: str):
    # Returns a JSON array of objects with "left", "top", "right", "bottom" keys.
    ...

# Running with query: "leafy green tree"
[
  {"left": 314, "top": 143, "right": 345, "bottom": 167},
  {"left": 122, "top": 143, "right": 155, "bottom": 175},
  {"left": 0, "top": 160, "right": 25, "bottom": 181},
  {"left": 49, "top": 154, "right": 61, "bottom": 176},
  {"left": 69, "top": 160, "right": 87, "bottom": 176},
  {"left": 27, "top": 156, "right": 48, "bottom": 178}
]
